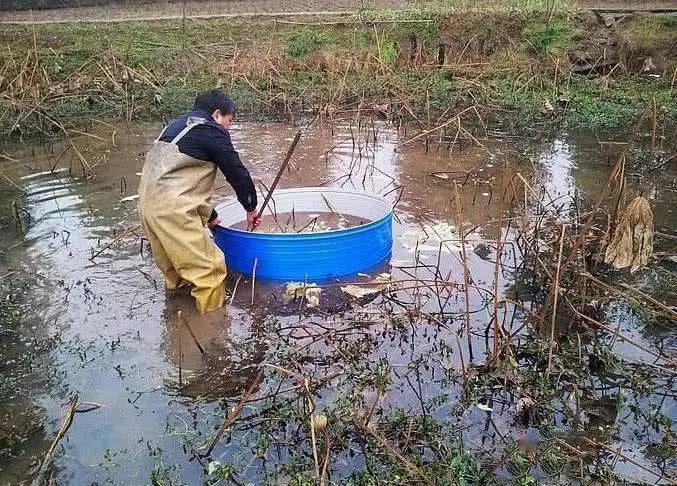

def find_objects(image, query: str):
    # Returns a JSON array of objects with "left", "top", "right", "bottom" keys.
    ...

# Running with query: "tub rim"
[{"left": 213, "top": 187, "right": 393, "bottom": 238}]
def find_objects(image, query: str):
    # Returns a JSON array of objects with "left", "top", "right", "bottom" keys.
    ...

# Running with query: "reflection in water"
[
  {"left": 0, "top": 121, "right": 674, "bottom": 484},
  {"left": 161, "top": 291, "right": 265, "bottom": 400},
  {"left": 540, "top": 138, "right": 577, "bottom": 203}
]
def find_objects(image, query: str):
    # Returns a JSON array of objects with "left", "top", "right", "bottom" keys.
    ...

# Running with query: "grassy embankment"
[{"left": 0, "top": 2, "right": 675, "bottom": 138}]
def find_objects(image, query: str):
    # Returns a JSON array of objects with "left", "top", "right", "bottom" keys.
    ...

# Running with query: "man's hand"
[
  {"left": 207, "top": 215, "right": 222, "bottom": 230},
  {"left": 246, "top": 210, "right": 261, "bottom": 231}
]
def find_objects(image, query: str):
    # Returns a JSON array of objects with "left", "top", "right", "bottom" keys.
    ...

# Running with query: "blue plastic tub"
[{"left": 212, "top": 187, "right": 393, "bottom": 281}]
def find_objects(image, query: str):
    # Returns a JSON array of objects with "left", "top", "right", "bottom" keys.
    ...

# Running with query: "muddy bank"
[
  {"left": 0, "top": 7, "right": 675, "bottom": 140},
  {"left": 0, "top": 116, "right": 675, "bottom": 484}
]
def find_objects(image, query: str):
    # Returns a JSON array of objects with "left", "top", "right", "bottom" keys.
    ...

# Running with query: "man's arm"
[{"left": 199, "top": 126, "right": 258, "bottom": 213}]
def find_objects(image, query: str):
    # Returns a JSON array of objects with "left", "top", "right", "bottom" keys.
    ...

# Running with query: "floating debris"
[
  {"left": 389, "top": 259, "right": 411, "bottom": 267},
  {"left": 310, "top": 413, "right": 327, "bottom": 431},
  {"left": 305, "top": 288, "right": 321, "bottom": 307},
  {"left": 285, "top": 282, "right": 322, "bottom": 307},
  {"left": 514, "top": 396, "right": 537, "bottom": 424},
  {"left": 207, "top": 460, "right": 222, "bottom": 475},
  {"left": 120, "top": 194, "right": 139, "bottom": 202},
  {"left": 341, "top": 273, "right": 391, "bottom": 298},
  {"left": 476, "top": 402, "right": 493, "bottom": 413},
  {"left": 604, "top": 196, "right": 654, "bottom": 273},
  {"left": 399, "top": 222, "right": 468, "bottom": 254}
]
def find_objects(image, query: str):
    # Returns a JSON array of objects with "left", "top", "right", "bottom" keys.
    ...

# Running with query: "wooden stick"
[
  {"left": 0, "top": 171, "right": 24, "bottom": 192},
  {"left": 202, "top": 368, "right": 264, "bottom": 457},
  {"left": 354, "top": 421, "right": 432, "bottom": 484},
  {"left": 394, "top": 106, "right": 475, "bottom": 150},
  {"left": 177, "top": 316, "right": 183, "bottom": 386},
  {"left": 455, "top": 332, "right": 466, "bottom": 376},
  {"left": 320, "top": 434, "right": 332, "bottom": 486},
  {"left": 178, "top": 310, "right": 204, "bottom": 354},
  {"left": 572, "top": 308, "right": 676, "bottom": 367},
  {"left": 453, "top": 182, "right": 474, "bottom": 361},
  {"left": 250, "top": 257, "right": 258, "bottom": 305},
  {"left": 253, "top": 130, "right": 302, "bottom": 228},
  {"left": 11, "top": 200, "right": 24, "bottom": 239},
  {"left": 581, "top": 272, "right": 677, "bottom": 321},
  {"left": 618, "top": 282, "right": 677, "bottom": 321},
  {"left": 90, "top": 224, "right": 141, "bottom": 260},
  {"left": 582, "top": 437, "right": 668, "bottom": 481},
  {"left": 552, "top": 437, "right": 587, "bottom": 457},
  {"left": 547, "top": 224, "right": 567, "bottom": 378},
  {"left": 0, "top": 152, "right": 19, "bottom": 162},
  {"left": 321, "top": 194, "right": 349, "bottom": 225},
  {"left": 492, "top": 172, "right": 506, "bottom": 355},
  {"left": 304, "top": 380, "right": 321, "bottom": 482},
  {"left": 32, "top": 396, "right": 79, "bottom": 486},
  {"left": 229, "top": 274, "right": 243, "bottom": 305},
  {"left": 296, "top": 216, "right": 319, "bottom": 233}
]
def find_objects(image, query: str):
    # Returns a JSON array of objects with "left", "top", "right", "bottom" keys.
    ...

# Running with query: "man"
[{"left": 138, "top": 90, "right": 259, "bottom": 313}]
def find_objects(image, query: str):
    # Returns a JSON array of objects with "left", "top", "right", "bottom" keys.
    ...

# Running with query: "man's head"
[{"left": 194, "top": 89, "right": 236, "bottom": 129}]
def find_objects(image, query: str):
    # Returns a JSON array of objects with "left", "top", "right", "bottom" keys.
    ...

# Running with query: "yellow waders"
[{"left": 138, "top": 119, "right": 226, "bottom": 313}]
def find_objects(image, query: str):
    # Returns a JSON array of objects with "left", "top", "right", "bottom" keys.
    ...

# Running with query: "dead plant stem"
[{"left": 546, "top": 224, "right": 566, "bottom": 378}]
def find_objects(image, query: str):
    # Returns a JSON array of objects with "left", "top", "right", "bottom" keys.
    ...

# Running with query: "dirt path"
[
  {"left": 0, "top": 0, "right": 403, "bottom": 23},
  {"left": 1, "top": 0, "right": 674, "bottom": 24}
]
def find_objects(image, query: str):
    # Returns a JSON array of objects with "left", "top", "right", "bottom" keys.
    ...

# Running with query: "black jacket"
[{"left": 159, "top": 110, "right": 257, "bottom": 217}]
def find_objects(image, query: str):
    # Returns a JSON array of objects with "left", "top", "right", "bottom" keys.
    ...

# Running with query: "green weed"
[
  {"left": 284, "top": 28, "right": 335, "bottom": 59},
  {"left": 523, "top": 18, "right": 576, "bottom": 56},
  {"left": 378, "top": 39, "right": 399, "bottom": 64},
  {"left": 646, "top": 432, "right": 677, "bottom": 460},
  {"left": 0, "top": 295, "right": 21, "bottom": 328},
  {"left": 149, "top": 460, "right": 180, "bottom": 485},
  {"left": 207, "top": 461, "right": 237, "bottom": 482}
]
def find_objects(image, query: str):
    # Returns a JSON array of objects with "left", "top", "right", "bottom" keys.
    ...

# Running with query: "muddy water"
[
  {"left": 229, "top": 211, "right": 368, "bottom": 233},
  {"left": 0, "top": 121, "right": 674, "bottom": 484}
]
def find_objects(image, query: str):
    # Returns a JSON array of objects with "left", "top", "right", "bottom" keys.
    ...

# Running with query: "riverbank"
[{"left": 0, "top": 4, "right": 675, "bottom": 140}]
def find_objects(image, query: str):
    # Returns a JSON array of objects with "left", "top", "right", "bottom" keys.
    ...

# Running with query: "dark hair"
[{"left": 193, "top": 89, "right": 236, "bottom": 116}]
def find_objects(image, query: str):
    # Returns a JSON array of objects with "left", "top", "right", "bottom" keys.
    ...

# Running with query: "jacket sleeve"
[{"left": 200, "top": 126, "right": 258, "bottom": 213}]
